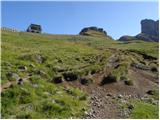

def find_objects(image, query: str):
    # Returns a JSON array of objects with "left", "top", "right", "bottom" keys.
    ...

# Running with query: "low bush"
[
  {"left": 124, "top": 80, "right": 134, "bottom": 86},
  {"left": 101, "top": 74, "right": 117, "bottom": 85}
]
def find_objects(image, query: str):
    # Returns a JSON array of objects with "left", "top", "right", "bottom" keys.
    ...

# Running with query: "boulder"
[
  {"left": 35, "top": 55, "right": 46, "bottom": 64},
  {"left": 17, "top": 78, "right": 23, "bottom": 85},
  {"left": 79, "top": 26, "right": 107, "bottom": 36},
  {"left": 119, "top": 19, "right": 159, "bottom": 42},
  {"left": 18, "top": 66, "right": 27, "bottom": 71},
  {"left": 141, "top": 19, "right": 158, "bottom": 37},
  {"left": 131, "top": 63, "right": 150, "bottom": 70},
  {"left": 63, "top": 71, "right": 78, "bottom": 81},
  {"left": 6, "top": 72, "right": 20, "bottom": 81},
  {"left": 136, "top": 19, "right": 159, "bottom": 42}
]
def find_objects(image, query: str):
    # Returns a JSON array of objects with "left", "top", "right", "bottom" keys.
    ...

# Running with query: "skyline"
[{"left": 2, "top": 1, "right": 159, "bottom": 39}]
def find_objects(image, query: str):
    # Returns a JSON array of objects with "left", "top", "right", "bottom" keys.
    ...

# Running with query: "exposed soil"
[
  {"left": 1, "top": 50, "right": 158, "bottom": 118},
  {"left": 63, "top": 67, "right": 158, "bottom": 119}
]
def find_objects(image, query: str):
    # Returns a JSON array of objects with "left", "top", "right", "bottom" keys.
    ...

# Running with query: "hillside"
[{"left": 1, "top": 29, "right": 159, "bottom": 119}]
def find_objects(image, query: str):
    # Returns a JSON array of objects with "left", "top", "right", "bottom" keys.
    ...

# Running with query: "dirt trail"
[
  {"left": 1, "top": 49, "right": 158, "bottom": 118},
  {"left": 63, "top": 67, "right": 158, "bottom": 119}
]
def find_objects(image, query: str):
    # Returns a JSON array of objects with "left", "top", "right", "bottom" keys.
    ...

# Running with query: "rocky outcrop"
[
  {"left": 141, "top": 19, "right": 158, "bottom": 37},
  {"left": 119, "top": 19, "right": 159, "bottom": 42},
  {"left": 119, "top": 35, "right": 137, "bottom": 41},
  {"left": 135, "top": 19, "right": 159, "bottom": 42},
  {"left": 79, "top": 26, "right": 107, "bottom": 36}
]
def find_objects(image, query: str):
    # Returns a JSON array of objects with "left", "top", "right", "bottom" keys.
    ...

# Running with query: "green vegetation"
[
  {"left": 2, "top": 81, "right": 89, "bottom": 118},
  {"left": 130, "top": 100, "right": 159, "bottom": 119},
  {"left": 1, "top": 29, "right": 159, "bottom": 118}
]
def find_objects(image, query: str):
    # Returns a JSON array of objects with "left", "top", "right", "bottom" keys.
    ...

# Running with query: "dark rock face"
[
  {"left": 79, "top": 26, "right": 107, "bottom": 36},
  {"left": 141, "top": 19, "right": 158, "bottom": 37},
  {"left": 119, "top": 19, "right": 159, "bottom": 42},
  {"left": 136, "top": 19, "right": 159, "bottom": 42}
]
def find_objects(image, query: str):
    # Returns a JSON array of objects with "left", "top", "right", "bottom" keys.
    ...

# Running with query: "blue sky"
[{"left": 1, "top": 1, "right": 159, "bottom": 39}]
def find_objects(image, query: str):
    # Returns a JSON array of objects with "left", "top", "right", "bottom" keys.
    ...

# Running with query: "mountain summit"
[{"left": 119, "top": 19, "right": 159, "bottom": 42}]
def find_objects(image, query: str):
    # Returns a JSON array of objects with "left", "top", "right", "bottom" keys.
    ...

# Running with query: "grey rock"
[
  {"left": 37, "top": 70, "right": 46, "bottom": 76},
  {"left": 6, "top": 72, "right": 20, "bottom": 81},
  {"left": 128, "top": 104, "right": 134, "bottom": 110},
  {"left": 35, "top": 55, "right": 46, "bottom": 64},
  {"left": 79, "top": 26, "right": 107, "bottom": 36},
  {"left": 131, "top": 63, "right": 150, "bottom": 70},
  {"left": 18, "top": 66, "right": 27, "bottom": 71},
  {"left": 17, "top": 78, "right": 23, "bottom": 85},
  {"left": 136, "top": 19, "right": 159, "bottom": 42},
  {"left": 118, "top": 94, "right": 123, "bottom": 99},
  {"left": 84, "top": 111, "right": 88, "bottom": 115},
  {"left": 29, "top": 63, "right": 35, "bottom": 68},
  {"left": 32, "top": 84, "right": 39, "bottom": 88}
]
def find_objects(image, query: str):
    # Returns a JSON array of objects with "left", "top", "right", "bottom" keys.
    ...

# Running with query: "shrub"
[
  {"left": 52, "top": 75, "right": 63, "bottom": 84},
  {"left": 130, "top": 101, "right": 159, "bottom": 119},
  {"left": 79, "top": 94, "right": 87, "bottom": 100},
  {"left": 80, "top": 77, "right": 93, "bottom": 85},
  {"left": 101, "top": 74, "right": 117, "bottom": 85},
  {"left": 124, "top": 80, "right": 134, "bottom": 86}
]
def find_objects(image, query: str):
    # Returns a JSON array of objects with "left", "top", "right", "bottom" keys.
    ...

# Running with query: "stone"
[
  {"left": 128, "top": 104, "right": 134, "bottom": 110},
  {"left": 32, "top": 84, "right": 39, "bottom": 88},
  {"left": 118, "top": 94, "right": 123, "bottom": 99},
  {"left": 17, "top": 78, "right": 23, "bottom": 85},
  {"left": 118, "top": 19, "right": 159, "bottom": 42},
  {"left": 18, "top": 66, "right": 27, "bottom": 71},
  {"left": 63, "top": 71, "right": 78, "bottom": 81},
  {"left": 27, "top": 24, "right": 42, "bottom": 33},
  {"left": 52, "top": 99, "right": 56, "bottom": 103},
  {"left": 52, "top": 76, "right": 63, "bottom": 83},
  {"left": 136, "top": 19, "right": 159, "bottom": 42},
  {"left": 37, "top": 70, "right": 46, "bottom": 76},
  {"left": 29, "top": 63, "right": 35, "bottom": 68},
  {"left": 106, "top": 93, "right": 112, "bottom": 97},
  {"left": 6, "top": 72, "right": 20, "bottom": 81},
  {"left": 141, "top": 19, "right": 158, "bottom": 36},
  {"left": 79, "top": 26, "right": 107, "bottom": 36},
  {"left": 131, "top": 63, "right": 150, "bottom": 70},
  {"left": 84, "top": 111, "right": 88, "bottom": 115},
  {"left": 35, "top": 55, "right": 46, "bottom": 64}
]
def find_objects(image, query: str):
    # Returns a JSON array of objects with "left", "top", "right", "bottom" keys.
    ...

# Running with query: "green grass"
[
  {"left": 1, "top": 80, "right": 89, "bottom": 118},
  {"left": 1, "top": 29, "right": 159, "bottom": 119},
  {"left": 130, "top": 100, "right": 159, "bottom": 119}
]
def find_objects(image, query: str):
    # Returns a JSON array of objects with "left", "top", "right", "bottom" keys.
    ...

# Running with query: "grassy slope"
[{"left": 1, "top": 30, "right": 159, "bottom": 118}]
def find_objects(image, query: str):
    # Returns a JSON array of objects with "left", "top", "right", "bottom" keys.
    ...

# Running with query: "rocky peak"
[
  {"left": 141, "top": 19, "right": 159, "bottom": 37},
  {"left": 79, "top": 26, "right": 107, "bottom": 36},
  {"left": 136, "top": 19, "right": 159, "bottom": 42},
  {"left": 119, "top": 19, "right": 159, "bottom": 42}
]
